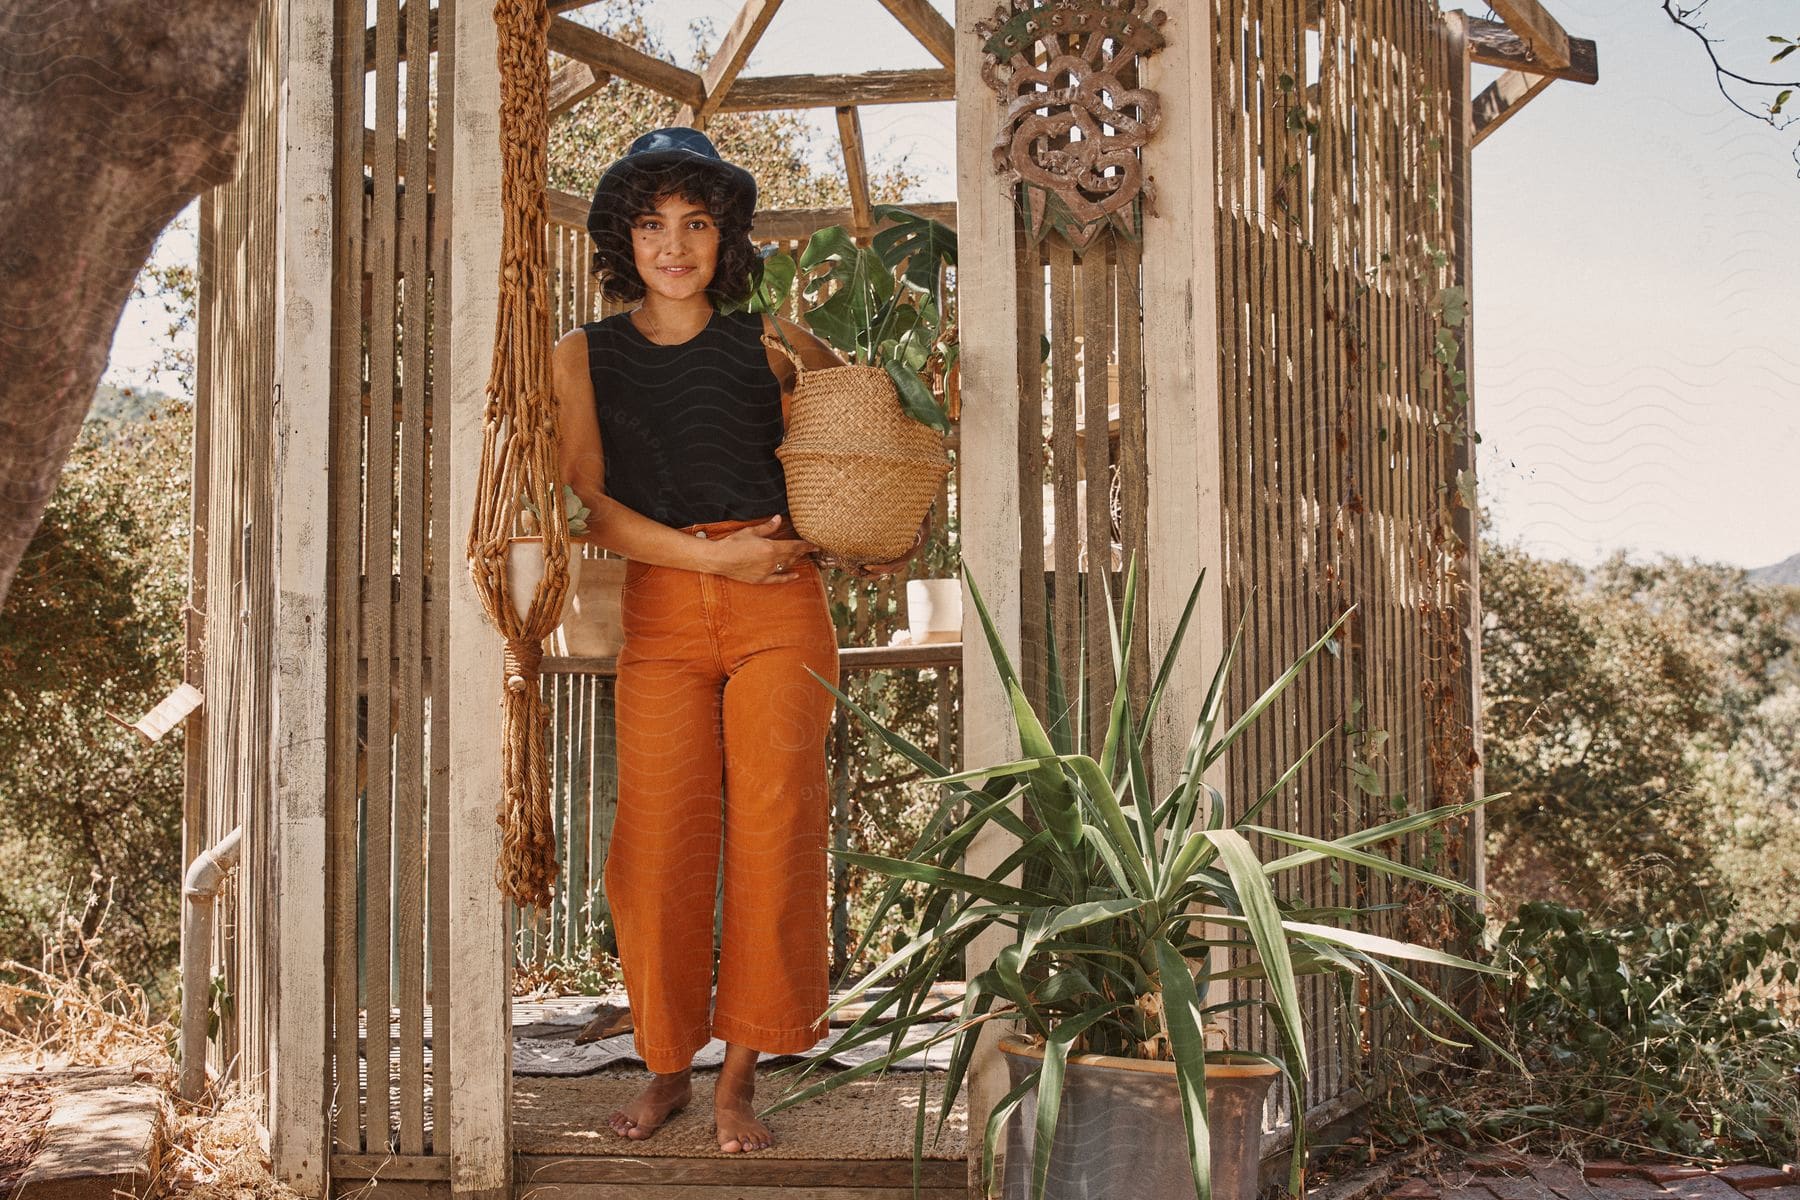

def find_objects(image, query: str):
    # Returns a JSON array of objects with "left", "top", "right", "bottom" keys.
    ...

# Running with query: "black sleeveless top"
[{"left": 582, "top": 308, "right": 788, "bottom": 528}]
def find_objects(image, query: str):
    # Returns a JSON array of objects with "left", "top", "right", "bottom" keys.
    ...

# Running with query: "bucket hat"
[{"left": 587, "top": 127, "right": 757, "bottom": 240}]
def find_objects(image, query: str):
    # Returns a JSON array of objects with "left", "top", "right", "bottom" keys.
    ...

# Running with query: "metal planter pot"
[{"left": 998, "top": 1034, "right": 1280, "bottom": 1200}]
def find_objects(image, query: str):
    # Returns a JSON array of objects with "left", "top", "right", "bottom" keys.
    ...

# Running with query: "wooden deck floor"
[{"left": 332, "top": 997, "right": 972, "bottom": 1199}]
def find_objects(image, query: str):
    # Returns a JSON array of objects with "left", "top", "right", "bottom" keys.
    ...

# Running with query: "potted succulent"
[
  {"left": 507, "top": 483, "right": 589, "bottom": 624},
  {"left": 770, "top": 560, "right": 1516, "bottom": 1200},
  {"left": 733, "top": 206, "right": 958, "bottom": 563}
]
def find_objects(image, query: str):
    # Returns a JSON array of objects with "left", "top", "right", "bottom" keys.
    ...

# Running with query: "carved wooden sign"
[{"left": 978, "top": 0, "right": 1168, "bottom": 252}]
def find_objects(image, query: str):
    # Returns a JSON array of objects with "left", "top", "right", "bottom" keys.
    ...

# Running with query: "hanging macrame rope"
[{"left": 466, "top": 0, "right": 565, "bottom": 910}]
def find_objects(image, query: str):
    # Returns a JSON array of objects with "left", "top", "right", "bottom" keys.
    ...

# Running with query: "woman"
[{"left": 553, "top": 128, "right": 920, "bottom": 1154}]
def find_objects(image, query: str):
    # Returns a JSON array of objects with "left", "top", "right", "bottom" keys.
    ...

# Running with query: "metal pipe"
[{"left": 179, "top": 825, "right": 242, "bottom": 1101}]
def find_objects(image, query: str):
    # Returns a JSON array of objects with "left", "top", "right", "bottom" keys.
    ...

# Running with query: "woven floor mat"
[
  {"left": 513, "top": 1019, "right": 957, "bottom": 1077},
  {"left": 513, "top": 1067, "right": 967, "bottom": 1160}
]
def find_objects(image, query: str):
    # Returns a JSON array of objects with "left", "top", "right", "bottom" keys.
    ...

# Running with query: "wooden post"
[
  {"left": 1138, "top": 1, "right": 1225, "bottom": 801},
  {"left": 185, "top": 192, "right": 213, "bottom": 914},
  {"left": 953, "top": 0, "right": 1022, "bottom": 1185},
  {"left": 446, "top": 0, "right": 513, "bottom": 1192},
  {"left": 1446, "top": 10, "right": 1487, "bottom": 900},
  {"left": 269, "top": 0, "right": 335, "bottom": 1189},
  {"left": 1137, "top": 0, "right": 1228, "bottom": 1013}
]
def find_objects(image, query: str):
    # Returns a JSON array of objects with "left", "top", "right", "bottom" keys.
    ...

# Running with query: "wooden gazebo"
[{"left": 187, "top": 0, "right": 1596, "bottom": 1196}]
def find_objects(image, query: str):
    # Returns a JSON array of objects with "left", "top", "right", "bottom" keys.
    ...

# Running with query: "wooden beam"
[
  {"left": 1472, "top": 68, "right": 1556, "bottom": 146},
  {"left": 121, "top": 682, "right": 204, "bottom": 744},
  {"left": 1487, "top": 0, "right": 1571, "bottom": 71},
  {"left": 746, "top": 201, "right": 955, "bottom": 241},
  {"left": 876, "top": 0, "right": 957, "bottom": 69},
  {"left": 953, "top": 0, "right": 1024, "bottom": 1173},
  {"left": 447, "top": 0, "right": 513, "bottom": 1193},
  {"left": 544, "top": 186, "right": 955, "bottom": 240},
  {"left": 835, "top": 107, "right": 874, "bottom": 236},
  {"left": 547, "top": 0, "right": 599, "bottom": 11},
  {"left": 548, "top": 60, "right": 608, "bottom": 117},
  {"left": 1447, "top": 11, "right": 1489, "bottom": 902},
  {"left": 679, "top": 0, "right": 784, "bottom": 127},
  {"left": 1468, "top": 15, "right": 1597, "bottom": 85},
  {"left": 271, "top": 0, "right": 335, "bottom": 1189},
  {"left": 716, "top": 68, "right": 953, "bottom": 111},
  {"left": 1138, "top": 0, "right": 1228, "bottom": 1052},
  {"left": 546, "top": 188, "right": 592, "bottom": 228},
  {"left": 547, "top": 17, "right": 706, "bottom": 110}
]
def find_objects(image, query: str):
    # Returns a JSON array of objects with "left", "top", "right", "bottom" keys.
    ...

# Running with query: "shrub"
[
  {"left": 1383, "top": 900, "right": 1800, "bottom": 1163},
  {"left": 0, "top": 400, "right": 191, "bottom": 1004}
]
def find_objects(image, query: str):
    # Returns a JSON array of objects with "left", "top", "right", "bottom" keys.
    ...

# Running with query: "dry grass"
[
  {"left": 0, "top": 893, "right": 299, "bottom": 1200},
  {"left": 156, "top": 1091, "right": 302, "bottom": 1200},
  {"left": 0, "top": 957, "right": 172, "bottom": 1069},
  {"left": 0, "top": 887, "right": 172, "bottom": 1068}
]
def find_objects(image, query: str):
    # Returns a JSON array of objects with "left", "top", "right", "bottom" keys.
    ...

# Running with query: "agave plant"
[{"left": 769, "top": 559, "right": 1517, "bottom": 1200}]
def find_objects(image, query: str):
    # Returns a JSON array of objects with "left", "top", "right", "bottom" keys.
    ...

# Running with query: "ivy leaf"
[
  {"left": 1434, "top": 328, "right": 1460, "bottom": 365},
  {"left": 1437, "top": 285, "right": 1468, "bottom": 327},
  {"left": 1349, "top": 760, "right": 1384, "bottom": 796},
  {"left": 1454, "top": 468, "right": 1479, "bottom": 510}
]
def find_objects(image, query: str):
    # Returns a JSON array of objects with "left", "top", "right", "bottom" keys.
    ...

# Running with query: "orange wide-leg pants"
[{"left": 605, "top": 519, "right": 840, "bottom": 1073}]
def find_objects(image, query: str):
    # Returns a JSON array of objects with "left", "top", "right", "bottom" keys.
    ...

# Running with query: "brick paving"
[{"left": 1379, "top": 1156, "right": 1799, "bottom": 1200}]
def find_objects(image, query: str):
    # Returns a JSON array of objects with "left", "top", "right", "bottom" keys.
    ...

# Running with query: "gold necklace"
[{"left": 634, "top": 303, "right": 707, "bottom": 346}]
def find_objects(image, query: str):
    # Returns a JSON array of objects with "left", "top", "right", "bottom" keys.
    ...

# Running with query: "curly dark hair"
[{"left": 587, "top": 158, "right": 759, "bottom": 305}]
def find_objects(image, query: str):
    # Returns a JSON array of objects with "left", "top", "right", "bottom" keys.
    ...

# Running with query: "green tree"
[
  {"left": 548, "top": 1, "right": 919, "bottom": 208},
  {"left": 1479, "top": 539, "right": 1796, "bottom": 921},
  {"left": 0, "top": 401, "right": 192, "bottom": 1000}
]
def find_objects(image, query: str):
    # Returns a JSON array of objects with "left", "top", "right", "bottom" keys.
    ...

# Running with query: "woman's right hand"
[{"left": 709, "top": 516, "right": 820, "bottom": 584}]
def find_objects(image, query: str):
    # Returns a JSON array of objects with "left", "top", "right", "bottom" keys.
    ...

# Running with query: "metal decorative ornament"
[{"left": 978, "top": 0, "right": 1168, "bottom": 253}]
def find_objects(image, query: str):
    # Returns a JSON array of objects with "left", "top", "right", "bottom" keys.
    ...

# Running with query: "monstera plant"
[
  {"left": 770, "top": 560, "right": 1516, "bottom": 1200},
  {"left": 737, "top": 204, "right": 958, "bottom": 432}
]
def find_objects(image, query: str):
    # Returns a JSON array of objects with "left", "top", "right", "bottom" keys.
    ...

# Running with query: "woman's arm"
[{"left": 553, "top": 329, "right": 814, "bottom": 583}]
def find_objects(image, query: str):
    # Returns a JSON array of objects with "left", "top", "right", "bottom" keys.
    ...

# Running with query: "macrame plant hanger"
[{"left": 466, "top": 0, "right": 565, "bottom": 911}]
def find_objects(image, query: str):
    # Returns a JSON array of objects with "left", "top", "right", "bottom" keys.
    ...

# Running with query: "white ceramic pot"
[
  {"left": 906, "top": 578, "right": 962, "bottom": 645},
  {"left": 555, "top": 556, "right": 628, "bottom": 657},
  {"left": 504, "top": 537, "right": 580, "bottom": 626},
  {"left": 998, "top": 1035, "right": 1280, "bottom": 1200}
]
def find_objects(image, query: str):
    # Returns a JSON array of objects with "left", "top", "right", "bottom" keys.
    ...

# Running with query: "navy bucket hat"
[{"left": 586, "top": 127, "right": 758, "bottom": 239}]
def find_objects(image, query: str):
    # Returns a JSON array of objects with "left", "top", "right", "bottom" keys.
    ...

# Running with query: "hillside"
[{"left": 1749, "top": 551, "right": 1800, "bottom": 587}]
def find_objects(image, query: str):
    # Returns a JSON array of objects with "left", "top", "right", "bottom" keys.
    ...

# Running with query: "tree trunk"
[{"left": 0, "top": 0, "right": 262, "bottom": 604}]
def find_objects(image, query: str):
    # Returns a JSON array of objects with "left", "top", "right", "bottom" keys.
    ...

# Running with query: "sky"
[{"left": 105, "top": 0, "right": 1799, "bottom": 571}]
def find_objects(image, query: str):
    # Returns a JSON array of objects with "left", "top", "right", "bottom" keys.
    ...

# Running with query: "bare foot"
[
  {"left": 714, "top": 1043, "right": 772, "bottom": 1153},
  {"left": 607, "top": 1069, "right": 691, "bottom": 1141}
]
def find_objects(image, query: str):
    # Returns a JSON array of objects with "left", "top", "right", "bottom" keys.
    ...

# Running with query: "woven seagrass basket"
[{"left": 771, "top": 351, "right": 951, "bottom": 564}]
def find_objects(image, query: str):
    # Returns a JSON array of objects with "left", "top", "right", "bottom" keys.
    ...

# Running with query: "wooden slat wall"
[
  {"left": 194, "top": 0, "right": 280, "bottom": 1122},
  {"left": 323, "top": 0, "right": 455, "bottom": 1161},
  {"left": 514, "top": 673, "right": 618, "bottom": 964},
  {"left": 327, "top": 0, "right": 365, "bottom": 1154},
  {"left": 1208, "top": 0, "right": 1468, "bottom": 1119},
  {"left": 983, "top": 0, "right": 1471, "bottom": 1133}
]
